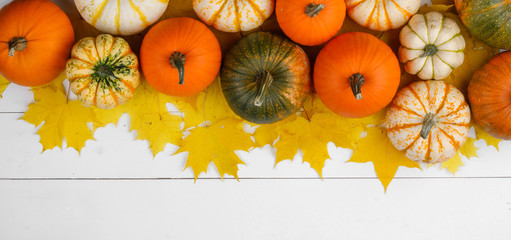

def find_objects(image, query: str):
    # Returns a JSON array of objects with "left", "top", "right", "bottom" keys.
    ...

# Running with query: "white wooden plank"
[
  {"left": 0, "top": 179, "right": 509, "bottom": 240},
  {"left": 0, "top": 113, "right": 510, "bottom": 179}
]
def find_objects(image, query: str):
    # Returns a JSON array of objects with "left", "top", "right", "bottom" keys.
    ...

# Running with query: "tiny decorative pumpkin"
[
  {"left": 221, "top": 32, "right": 311, "bottom": 124},
  {"left": 314, "top": 32, "right": 400, "bottom": 118},
  {"left": 468, "top": 51, "right": 511, "bottom": 140},
  {"left": 193, "top": 0, "right": 274, "bottom": 32},
  {"left": 140, "top": 17, "right": 221, "bottom": 97},
  {"left": 455, "top": 0, "right": 511, "bottom": 50},
  {"left": 386, "top": 80, "right": 471, "bottom": 164},
  {"left": 399, "top": 12, "right": 465, "bottom": 80},
  {"left": 345, "top": 0, "right": 421, "bottom": 31},
  {"left": 276, "top": 0, "right": 346, "bottom": 46},
  {"left": 74, "top": 0, "right": 169, "bottom": 35},
  {"left": 66, "top": 34, "right": 140, "bottom": 109},
  {"left": 0, "top": 0, "right": 74, "bottom": 87}
]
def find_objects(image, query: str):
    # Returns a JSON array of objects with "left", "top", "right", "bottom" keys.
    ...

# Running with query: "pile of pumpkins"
[{"left": 0, "top": 0, "right": 510, "bottom": 164}]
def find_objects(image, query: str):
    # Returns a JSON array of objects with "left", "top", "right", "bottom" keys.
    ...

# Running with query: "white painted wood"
[{"left": 0, "top": 179, "right": 510, "bottom": 240}]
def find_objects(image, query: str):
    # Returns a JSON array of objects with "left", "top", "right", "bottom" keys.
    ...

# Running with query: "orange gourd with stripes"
[
  {"left": 276, "top": 0, "right": 346, "bottom": 46},
  {"left": 345, "top": 0, "right": 421, "bottom": 31},
  {"left": 74, "top": 0, "right": 169, "bottom": 35},
  {"left": 386, "top": 81, "right": 471, "bottom": 164},
  {"left": 0, "top": 0, "right": 74, "bottom": 87},
  {"left": 66, "top": 34, "right": 140, "bottom": 109},
  {"left": 193, "top": 0, "right": 274, "bottom": 32}
]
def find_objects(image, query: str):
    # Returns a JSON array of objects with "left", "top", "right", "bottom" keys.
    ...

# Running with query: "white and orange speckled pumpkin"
[
  {"left": 74, "top": 0, "right": 169, "bottom": 35},
  {"left": 193, "top": 0, "right": 274, "bottom": 32},
  {"left": 385, "top": 80, "right": 471, "bottom": 164},
  {"left": 66, "top": 34, "right": 140, "bottom": 109},
  {"left": 345, "top": 0, "right": 420, "bottom": 31}
]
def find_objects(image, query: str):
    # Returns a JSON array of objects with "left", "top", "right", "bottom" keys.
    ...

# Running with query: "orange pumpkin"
[
  {"left": 140, "top": 17, "right": 222, "bottom": 97},
  {"left": 0, "top": 0, "right": 74, "bottom": 86},
  {"left": 468, "top": 51, "right": 511, "bottom": 140},
  {"left": 386, "top": 81, "right": 471, "bottom": 163},
  {"left": 276, "top": 0, "right": 346, "bottom": 46},
  {"left": 314, "top": 32, "right": 400, "bottom": 118}
]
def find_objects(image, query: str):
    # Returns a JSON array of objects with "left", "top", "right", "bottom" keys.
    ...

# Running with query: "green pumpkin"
[
  {"left": 455, "top": 0, "right": 511, "bottom": 49},
  {"left": 221, "top": 32, "right": 311, "bottom": 124}
]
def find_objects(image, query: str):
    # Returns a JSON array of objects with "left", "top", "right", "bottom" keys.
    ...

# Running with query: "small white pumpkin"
[
  {"left": 193, "top": 0, "right": 274, "bottom": 32},
  {"left": 345, "top": 0, "right": 421, "bottom": 31},
  {"left": 385, "top": 80, "right": 471, "bottom": 164},
  {"left": 74, "top": 0, "right": 169, "bottom": 36},
  {"left": 399, "top": 11, "right": 465, "bottom": 80}
]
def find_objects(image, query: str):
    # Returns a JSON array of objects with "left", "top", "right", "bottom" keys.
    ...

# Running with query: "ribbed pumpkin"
[
  {"left": 386, "top": 81, "right": 471, "bottom": 164},
  {"left": 399, "top": 12, "right": 465, "bottom": 80},
  {"left": 193, "top": 0, "right": 274, "bottom": 32},
  {"left": 74, "top": 0, "right": 169, "bottom": 35},
  {"left": 140, "top": 17, "right": 222, "bottom": 97},
  {"left": 455, "top": 0, "right": 511, "bottom": 49},
  {"left": 66, "top": 34, "right": 140, "bottom": 109},
  {"left": 468, "top": 51, "right": 511, "bottom": 140},
  {"left": 314, "top": 32, "right": 400, "bottom": 118},
  {"left": 0, "top": 0, "right": 74, "bottom": 87},
  {"left": 221, "top": 32, "right": 311, "bottom": 124},
  {"left": 345, "top": 0, "right": 421, "bottom": 31},
  {"left": 276, "top": 0, "right": 346, "bottom": 46}
]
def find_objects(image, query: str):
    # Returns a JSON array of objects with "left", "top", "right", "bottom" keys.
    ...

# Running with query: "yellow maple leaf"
[
  {"left": 94, "top": 81, "right": 183, "bottom": 155},
  {"left": 176, "top": 118, "right": 254, "bottom": 180},
  {"left": 350, "top": 127, "right": 421, "bottom": 190},
  {"left": 21, "top": 74, "right": 98, "bottom": 151},
  {"left": 474, "top": 125, "right": 502, "bottom": 151},
  {"left": 441, "top": 137, "right": 478, "bottom": 174},
  {"left": 0, "top": 74, "right": 9, "bottom": 99}
]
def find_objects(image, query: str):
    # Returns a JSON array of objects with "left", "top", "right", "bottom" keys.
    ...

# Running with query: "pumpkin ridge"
[
  {"left": 233, "top": 0, "right": 242, "bottom": 32},
  {"left": 69, "top": 74, "right": 92, "bottom": 81},
  {"left": 464, "top": 1, "right": 507, "bottom": 16},
  {"left": 208, "top": 0, "right": 229, "bottom": 26},
  {"left": 440, "top": 122, "right": 470, "bottom": 128},
  {"left": 434, "top": 82, "right": 450, "bottom": 114},
  {"left": 413, "top": 56, "right": 429, "bottom": 75},
  {"left": 245, "top": 0, "right": 266, "bottom": 18},
  {"left": 407, "top": 85, "right": 428, "bottom": 113},
  {"left": 75, "top": 78, "right": 93, "bottom": 94},
  {"left": 403, "top": 133, "right": 421, "bottom": 152},
  {"left": 382, "top": 0, "right": 392, "bottom": 29},
  {"left": 437, "top": 101, "right": 466, "bottom": 118},
  {"left": 432, "top": 15, "right": 445, "bottom": 45},
  {"left": 364, "top": 1, "right": 378, "bottom": 27},
  {"left": 486, "top": 12, "right": 511, "bottom": 42},
  {"left": 115, "top": 0, "right": 121, "bottom": 34},
  {"left": 347, "top": 0, "right": 364, "bottom": 9},
  {"left": 128, "top": 0, "right": 150, "bottom": 26},
  {"left": 438, "top": 127, "right": 461, "bottom": 150},
  {"left": 109, "top": 89, "right": 119, "bottom": 105},
  {"left": 435, "top": 54, "right": 455, "bottom": 70},
  {"left": 91, "top": 0, "right": 109, "bottom": 26},
  {"left": 387, "top": 123, "right": 423, "bottom": 132},
  {"left": 423, "top": 14, "right": 430, "bottom": 44},
  {"left": 436, "top": 33, "right": 462, "bottom": 47},
  {"left": 390, "top": 0, "right": 411, "bottom": 20},
  {"left": 405, "top": 24, "right": 427, "bottom": 44},
  {"left": 390, "top": 103, "right": 423, "bottom": 117}
]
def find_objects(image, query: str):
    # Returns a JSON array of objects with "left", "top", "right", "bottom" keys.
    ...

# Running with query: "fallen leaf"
[
  {"left": 474, "top": 125, "right": 502, "bottom": 151},
  {"left": 21, "top": 74, "right": 98, "bottom": 151},
  {"left": 176, "top": 118, "right": 254, "bottom": 180},
  {"left": 441, "top": 136, "right": 478, "bottom": 174},
  {"left": 350, "top": 127, "right": 421, "bottom": 190},
  {"left": 0, "top": 74, "right": 9, "bottom": 99}
]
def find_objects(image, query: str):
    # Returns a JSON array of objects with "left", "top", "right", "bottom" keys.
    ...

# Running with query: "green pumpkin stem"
[
  {"left": 420, "top": 113, "right": 436, "bottom": 139},
  {"left": 305, "top": 3, "right": 325, "bottom": 18},
  {"left": 170, "top": 51, "right": 186, "bottom": 85},
  {"left": 349, "top": 73, "right": 365, "bottom": 100},
  {"left": 254, "top": 71, "right": 273, "bottom": 107},
  {"left": 421, "top": 44, "right": 438, "bottom": 57},
  {"left": 8, "top": 37, "right": 27, "bottom": 57}
]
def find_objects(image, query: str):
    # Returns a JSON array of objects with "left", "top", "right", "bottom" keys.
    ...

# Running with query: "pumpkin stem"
[
  {"left": 421, "top": 44, "right": 438, "bottom": 57},
  {"left": 349, "top": 73, "right": 365, "bottom": 100},
  {"left": 8, "top": 37, "right": 27, "bottom": 57},
  {"left": 254, "top": 71, "right": 273, "bottom": 107},
  {"left": 420, "top": 113, "right": 436, "bottom": 139},
  {"left": 305, "top": 3, "right": 325, "bottom": 18},
  {"left": 170, "top": 51, "right": 186, "bottom": 85}
]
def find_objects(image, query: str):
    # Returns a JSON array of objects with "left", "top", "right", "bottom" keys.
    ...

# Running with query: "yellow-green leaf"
[
  {"left": 0, "top": 74, "right": 9, "bottom": 99},
  {"left": 177, "top": 118, "right": 254, "bottom": 180},
  {"left": 474, "top": 125, "right": 502, "bottom": 150}
]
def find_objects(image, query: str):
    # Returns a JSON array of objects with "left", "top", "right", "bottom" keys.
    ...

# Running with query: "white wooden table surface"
[{"left": 1, "top": 1, "right": 510, "bottom": 239}]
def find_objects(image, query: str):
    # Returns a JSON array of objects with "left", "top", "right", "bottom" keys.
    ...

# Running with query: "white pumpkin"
[
  {"left": 193, "top": 0, "right": 274, "bottom": 32},
  {"left": 385, "top": 80, "right": 471, "bottom": 164},
  {"left": 74, "top": 0, "right": 169, "bottom": 36},
  {"left": 345, "top": 0, "right": 421, "bottom": 31},
  {"left": 399, "top": 11, "right": 465, "bottom": 80}
]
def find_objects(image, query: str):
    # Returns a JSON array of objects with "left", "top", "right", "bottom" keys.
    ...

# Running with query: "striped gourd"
[
  {"left": 66, "top": 34, "right": 140, "bottom": 109},
  {"left": 75, "top": 0, "right": 169, "bottom": 36},
  {"left": 385, "top": 81, "right": 471, "bottom": 164},
  {"left": 345, "top": 0, "right": 420, "bottom": 31},
  {"left": 193, "top": 0, "right": 274, "bottom": 32}
]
